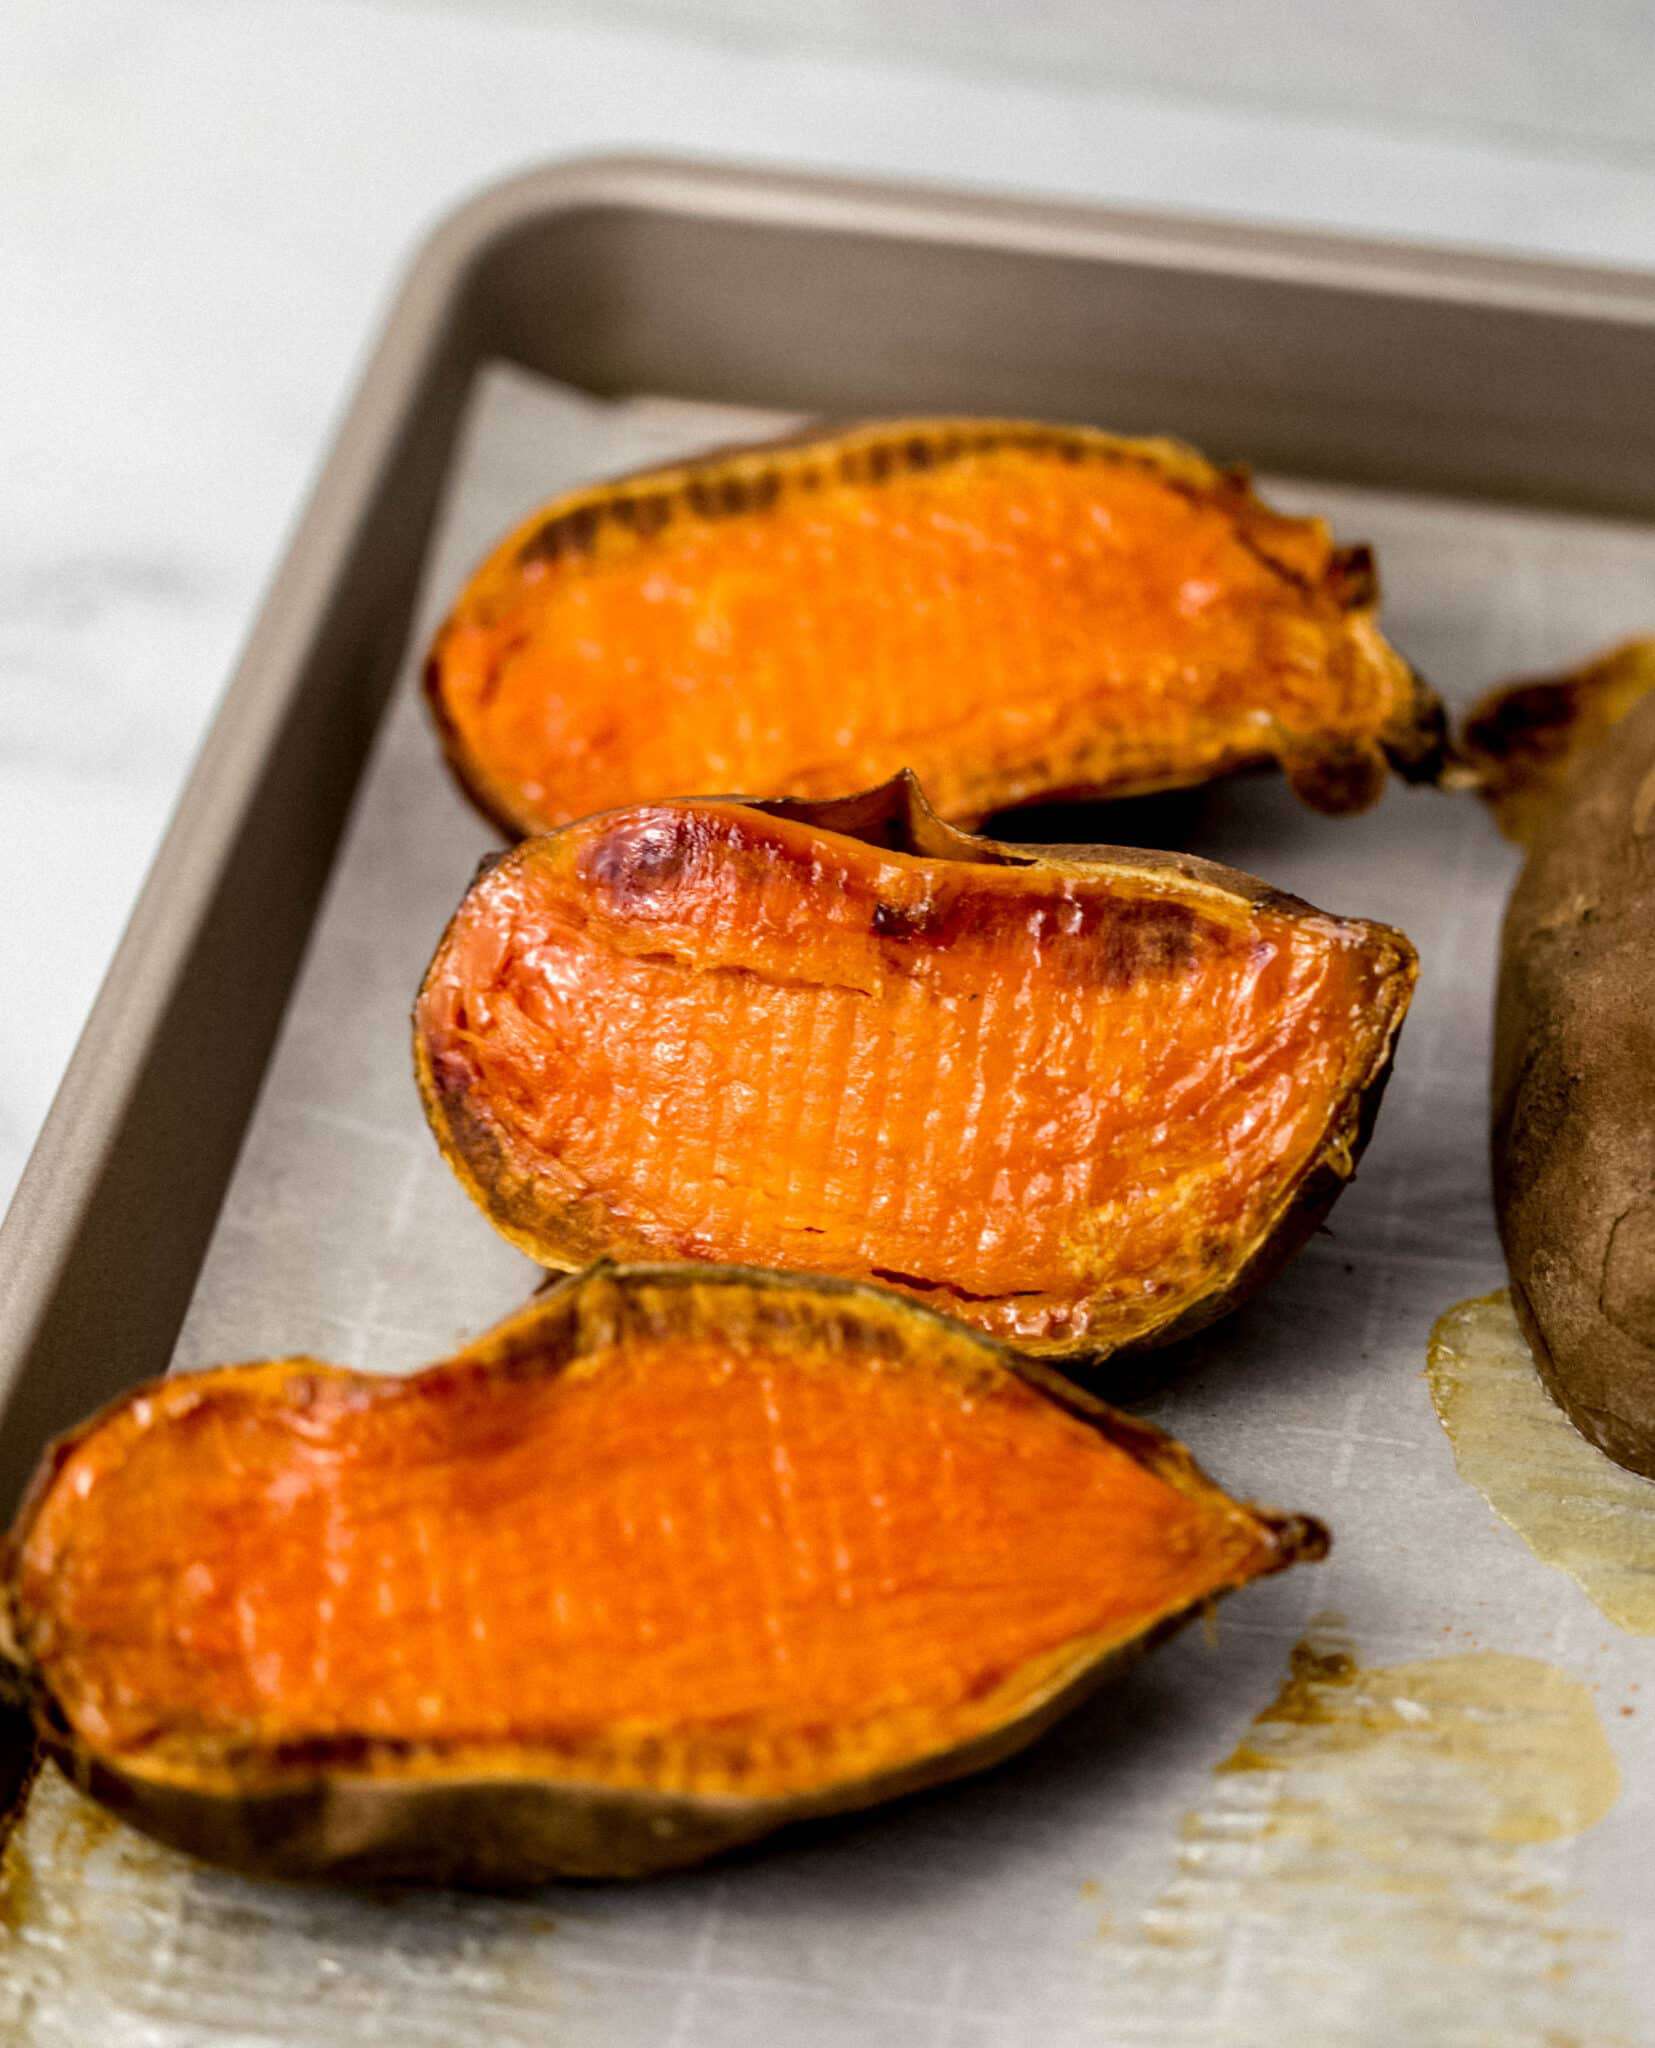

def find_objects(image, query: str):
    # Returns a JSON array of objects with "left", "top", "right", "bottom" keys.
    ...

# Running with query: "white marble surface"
[{"left": 4, "top": 0, "right": 1655, "bottom": 1213}]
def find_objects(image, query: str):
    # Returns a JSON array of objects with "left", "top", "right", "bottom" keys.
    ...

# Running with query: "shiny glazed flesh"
[
  {"left": 428, "top": 420, "right": 1431, "bottom": 834},
  {"left": 417, "top": 797, "right": 1415, "bottom": 1353},
  {"left": 10, "top": 1279, "right": 1290, "bottom": 1800}
]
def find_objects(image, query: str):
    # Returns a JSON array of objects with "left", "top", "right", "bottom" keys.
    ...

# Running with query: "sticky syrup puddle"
[
  {"left": 0, "top": 1769, "right": 567, "bottom": 2044},
  {"left": 1429, "top": 1290, "right": 1655, "bottom": 1633},
  {"left": 1104, "top": 1624, "right": 1629, "bottom": 2045}
]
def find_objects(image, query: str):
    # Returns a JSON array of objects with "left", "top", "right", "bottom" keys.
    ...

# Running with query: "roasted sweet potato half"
[
  {"left": 2, "top": 1264, "right": 1325, "bottom": 1885},
  {"left": 426, "top": 417, "right": 1441, "bottom": 835},
  {"left": 416, "top": 775, "right": 1417, "bottom": 1361},
  {"left": 1462, "top": 635, "right": 1655, "bottom": 846},
  {"left": 1494, "top": 689, "right": 1655, "bottom": 1477}
]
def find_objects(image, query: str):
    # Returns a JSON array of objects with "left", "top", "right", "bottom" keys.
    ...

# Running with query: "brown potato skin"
[
  {"left": 1493, "top": 690, "right": 1655, "bottom": 1476},
  {"left": 1, "top": 1264, "right": 1325, "bottom": 1885},
  {"left": 415, "top": 773, "right": 1418, "bottom": 1368},
  {"left": 1461, "top": 636, "right": 1655, "bottom": 846}
]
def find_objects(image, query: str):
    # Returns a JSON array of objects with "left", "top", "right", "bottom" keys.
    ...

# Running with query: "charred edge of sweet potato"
[
  {"left": 1003, "top": 921, "right": 1409, "bottom": 1361},
  {"left": 1381, "top": 668, "right": 1452, "bottom": 786},
  {"left": 0, "top": 1688, "right": 40, "bottom": 1868},
  {"left": 1147, "top": 1013, "right": 1404, "bottom": 1354},
  {"left": 1326, "top": 541, "right": 1445, "bottom": 793},
  {"left": 2, "top": 1264, "right": 1325, "bottom": 1885},
  {"left": 423, "top": 647, "right": 513, "bottom": 847},
  {"left": 21, "top": 1604, "right": 1237, "bottom": 1885},
  {"left": 503, "top": 421, "right": 1257, "bottom": 578},
  {"left": 1464, "top": 677, "right": 1588, "bottom": 777},
  {"left": 424, "top": 417, "right": 1444, "bottom": 839},
  {"left": 414, "top": 773, "right": 1417, "bottom": 1361},
  {"left": 1459, "top": 637, "right": 1655, "bottom": 843},
  {"left": 24, "top": 1602, "right": 1268, "bottom": 1885}
]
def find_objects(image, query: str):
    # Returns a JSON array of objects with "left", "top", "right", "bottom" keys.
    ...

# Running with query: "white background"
[{"left": 5, "top": 0, "right": 1655, "bottom": 1209}]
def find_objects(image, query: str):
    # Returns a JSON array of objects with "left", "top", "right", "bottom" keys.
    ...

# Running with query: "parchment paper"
[{"left": 4, "top": 367, "right": 1653, "bottom": 2047}]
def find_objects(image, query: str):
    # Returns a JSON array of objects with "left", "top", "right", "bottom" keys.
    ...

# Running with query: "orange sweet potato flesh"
[
  {"left": 426, "top": 418, "right": 1442, "bottom": 835},
  {"left": 4, "top": 1266, "right": 1324, "bottom": 1882},
  {"left": 416, "top": 776, "right": 1416, "bottom": 1361}
]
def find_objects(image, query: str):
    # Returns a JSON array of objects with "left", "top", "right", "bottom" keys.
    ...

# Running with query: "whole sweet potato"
[{"left": 1493, "top": 689, "right": 1655, "bottom": 1475}]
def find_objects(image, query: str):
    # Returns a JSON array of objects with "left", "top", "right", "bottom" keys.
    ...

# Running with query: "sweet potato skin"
[
  {"left": 1493, "top": 692, "right": 1655, "bottom": 1476},
  {"left": 425, "top": 417, "right": 1443, "bottom": 837},
  {"left": 1462, "top": 636, "right": 1655, "bottom": 846},
  {"left": 2, "top": 1264, "right": 1325, "bottom": 1885},
  {"left": 415, "top": 774, "right": 1417, "bottom": 1366}
]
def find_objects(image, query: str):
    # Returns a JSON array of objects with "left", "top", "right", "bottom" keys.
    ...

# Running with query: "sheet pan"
[{"left": 3, "top": 159, "right": 1654, "bottom": 2046}]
